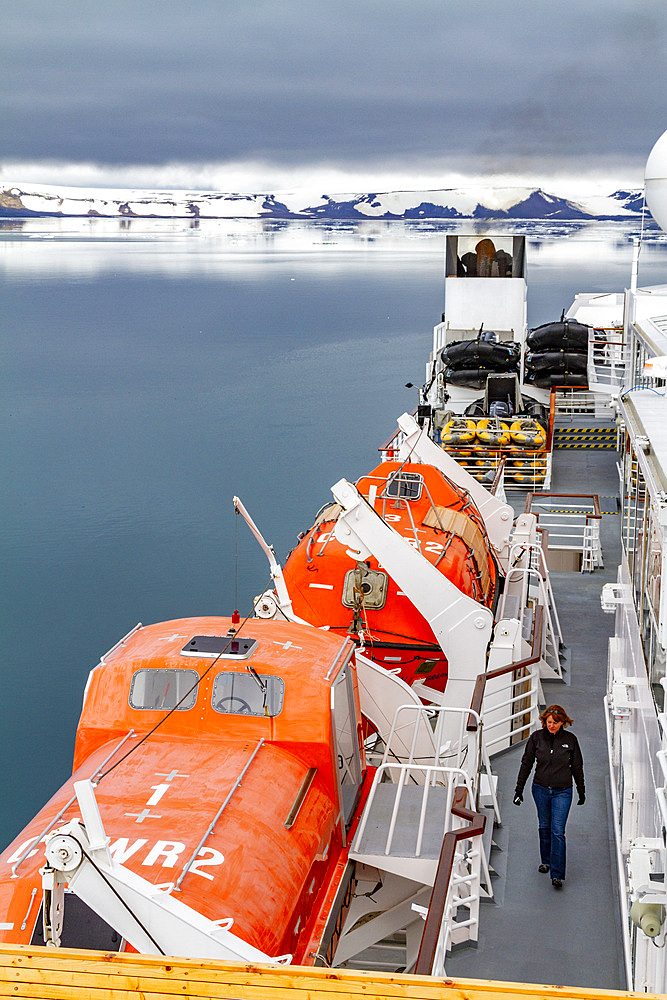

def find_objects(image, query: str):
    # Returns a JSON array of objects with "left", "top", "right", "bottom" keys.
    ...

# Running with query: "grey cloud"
[{"left": 2, "top": 0, "right": 666, "bottom": 173}]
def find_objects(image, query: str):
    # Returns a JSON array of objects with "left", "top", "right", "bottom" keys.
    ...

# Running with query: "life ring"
[
  {"left": 476, "top": 417, "right": 510, "bottom": 447},
  {"left": 441, "top": 418, "right": 476, "bottom": 446},
  {"left": 509, "top": 419, "right": 546, "bottom": 449}
]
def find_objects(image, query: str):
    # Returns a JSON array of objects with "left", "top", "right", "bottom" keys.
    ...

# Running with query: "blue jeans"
[{"left": 531, "top": 783, "right": 573, "bottom": 880}]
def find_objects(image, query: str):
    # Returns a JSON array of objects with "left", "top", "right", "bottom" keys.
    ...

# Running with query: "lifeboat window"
[
  {"left": 129, "top": 669, "right": 199, "bottom": 711},
  {"left": 332, "top": 665, "right": 362, "bottom": 826},
  {"left": 212, "top": 671, "right": 285, "bottom": 717},
  {"left": 384, "top": 471, "right": 423, "bottom": 501}
]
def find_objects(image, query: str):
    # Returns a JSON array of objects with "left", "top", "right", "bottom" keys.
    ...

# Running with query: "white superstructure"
[{"left": 601, "top": 130, "right": 667, "bottom": 994}]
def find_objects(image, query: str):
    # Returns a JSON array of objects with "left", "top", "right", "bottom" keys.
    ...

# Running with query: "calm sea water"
[{"left": 1, "top": 215, "right": 666, "bottom": 847}]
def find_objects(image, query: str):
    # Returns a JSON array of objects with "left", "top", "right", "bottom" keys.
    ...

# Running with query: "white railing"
[
  {"left": 587, "top": 327, "right": 627, "bottom": 394},
  {"left": 526, "top": 495, "right": 603, "bottom": 573},
  {"left": 481, "top": 663, "right": 540, "bottom": 756},
  {"left": 379, "top": 703, "right": 500, "bottom": 824},
  {"left": 439, "top": 447, "right": 551, "bottom": 493},
  {"left": 423, "top": 823, "right": 485, "bottom": 974},
  {"left": 554, "top": 389, "right": 599, "bottom": 415},
  {"left": 379, "top": 426, "right": 407, "bottom": 461},
  {"left": 381, "top": 705, "right": 480, "bottom": 779},
  {"left": 353, "top": 764, "right": 473, "bottom": 860},
  {"left": 498, "top": 536, "right": 563, "bottom": 676}
]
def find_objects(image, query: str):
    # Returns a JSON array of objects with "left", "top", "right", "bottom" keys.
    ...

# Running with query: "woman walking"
[{"left": 513, "top": 704, "right": 585, "bottom": 889}]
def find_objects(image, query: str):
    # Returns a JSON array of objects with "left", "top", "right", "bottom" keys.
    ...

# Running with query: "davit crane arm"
[
  {"left": 39, "top": 780, "right": 291, "bottom": 964},
  {"left": 331, "top": 478, "right": 494, "bottom": 711},
  {"left": 395, "top": 411, "right": 513, "bottom": 567}
]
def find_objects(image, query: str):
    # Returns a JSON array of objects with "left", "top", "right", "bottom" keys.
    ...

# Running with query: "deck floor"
[{"left": 445, "top": 448, "right": 627, "bottom": 990}]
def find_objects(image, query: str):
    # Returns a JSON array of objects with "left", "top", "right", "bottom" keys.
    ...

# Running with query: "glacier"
[{"left": 0, "top": 181, "right": 647, "bottom": 221}]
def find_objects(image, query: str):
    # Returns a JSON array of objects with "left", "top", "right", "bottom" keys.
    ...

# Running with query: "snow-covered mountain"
[{"left": 0, "top": 181, "right": 647, "bottom": 221}]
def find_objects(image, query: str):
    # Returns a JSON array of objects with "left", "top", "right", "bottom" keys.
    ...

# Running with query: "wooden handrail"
[
  {"left": 524, "top": 491, "right": 601, "bottom": 521},
  {"left": 414, "top": 785, "right": 486, "bottom": 976},
  {"left": 537, "top": 524, "right": 549, "bottom": 558},
  {"left": 466, "top": 605, "right": 544, "bottom": 732},
  {"left": 489, "top": 456, "right": 506, "bottom": 495}
]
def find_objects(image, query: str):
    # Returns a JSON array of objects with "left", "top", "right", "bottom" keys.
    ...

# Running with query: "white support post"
[
  {"left": 395, "top": 412, "right": 514, "bottom": 566},
  {"left": 331, "top": 478, "right": 493, "bottom": 714}
]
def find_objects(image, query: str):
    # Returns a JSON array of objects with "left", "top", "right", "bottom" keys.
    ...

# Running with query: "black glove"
[
  {"left": 577, "top": 794, "right": 585, "bottom": 805},
  {"left": 513, "top": 792, "right": 523, "bottom": 805}
]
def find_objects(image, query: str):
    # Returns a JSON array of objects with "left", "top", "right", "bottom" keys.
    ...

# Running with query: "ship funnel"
[{"left": 646, "top": 130, "right": 667, "bottom": 233}]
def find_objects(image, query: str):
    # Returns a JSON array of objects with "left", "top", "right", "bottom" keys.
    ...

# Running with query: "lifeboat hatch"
[
  {"left": 30, "top": 894, "right": 123, "bottom": 952},
  {"left": 341, "top": 568, "right": 388, "bottom": 610},
  {"left": 180, "top": 634, "right": 257, "bottom": 659},
  {"left": 384, "top": 470, "right": 423, "bottom": 500}
]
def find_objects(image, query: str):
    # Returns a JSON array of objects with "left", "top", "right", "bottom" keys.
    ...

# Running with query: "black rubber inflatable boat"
[{"left": 526, "top": 320, "right": 590, "bottom": 351}]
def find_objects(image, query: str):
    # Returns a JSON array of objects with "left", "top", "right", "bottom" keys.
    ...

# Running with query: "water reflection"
[
  {"left": 0, "top": 218, "right": 666, "bottom": 851},
  {"left": 1, "top": 217, "right": 665, "bottom": 285}
]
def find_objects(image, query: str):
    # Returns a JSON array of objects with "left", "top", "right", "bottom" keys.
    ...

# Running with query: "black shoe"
[
  {"left": 538, "top": 864, "right": 550, "bottom": 873},
  {"left": 551, "top": 878, "right": 563, "bottom": 889}
]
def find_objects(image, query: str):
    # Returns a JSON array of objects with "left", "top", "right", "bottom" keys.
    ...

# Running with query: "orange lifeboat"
[
  {"left": 282, "top": 461, "right": 499, "bottom": 691},
  {"left": 0, "top": 616, "right": 367, "bottom": 965}
]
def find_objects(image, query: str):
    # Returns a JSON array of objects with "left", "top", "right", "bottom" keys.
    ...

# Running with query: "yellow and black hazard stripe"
[{"left": 555, "top": 441, "right": 616, "bottom": 449}]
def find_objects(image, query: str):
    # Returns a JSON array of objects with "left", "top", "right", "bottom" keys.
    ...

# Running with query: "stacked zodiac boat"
[{"left": 524, "top": 316, "right": 591, "bottom": 389}]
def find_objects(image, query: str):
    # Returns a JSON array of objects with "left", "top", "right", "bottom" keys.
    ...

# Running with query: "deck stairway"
[{"left": 552, "top": 390, "right": 617, "bottom": 449}]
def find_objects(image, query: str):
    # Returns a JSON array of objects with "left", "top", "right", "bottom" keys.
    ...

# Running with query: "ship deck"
[
  {"left": 445, "top": 447, "right": 627, "bottom": 990},
  {"left": 0, "top": 451, "right": 646, "bottom": 998}
]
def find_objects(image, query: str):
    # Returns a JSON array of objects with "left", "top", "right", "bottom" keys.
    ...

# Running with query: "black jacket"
[{"left": 515, "top": 728, "right": 585, "bottom": 798}]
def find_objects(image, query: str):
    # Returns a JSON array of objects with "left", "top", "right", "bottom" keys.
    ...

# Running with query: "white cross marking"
[
  {"left": 272, "top": 640, "right": 302, "bottom": 651},
  {"left": 125, "top": 809, "right": 162, "bottom": 824},
  {"left": 156, "top": 634, "right": 189, "bottom": 642},
  {"left": 156, "top": 770, "right": 190, "bottom": 782}
]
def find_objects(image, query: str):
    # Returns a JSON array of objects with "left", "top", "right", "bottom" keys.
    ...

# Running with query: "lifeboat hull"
[
  {"left": 0, "top": 617, "right": 364, "bottom": 964},
  {"left": 283, "top": 462, "right": 498, "bottom": 691}
]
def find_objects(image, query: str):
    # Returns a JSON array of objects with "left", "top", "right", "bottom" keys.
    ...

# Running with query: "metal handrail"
[
  {"left": 414, "top": 606, "right": 546, "bottom": 973},
  {"left": 414, "top": 785, "right": 486, "bottom": 975},
  {"left": 378, "top": 408, "right": 418, "bottom": 456},
  {"left": 382, "top": 704, "right": 481, "bottom": 776},
  {"left": 524, "top": 492, "right": 602, "bottom": 521},
  {"left": 173, "top": 737, "right": 265, "bottom": 891}
]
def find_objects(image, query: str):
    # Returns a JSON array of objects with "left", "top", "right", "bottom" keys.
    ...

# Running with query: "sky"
[{"left": 2, "top": 0, "right": 666, "bottom": 196}]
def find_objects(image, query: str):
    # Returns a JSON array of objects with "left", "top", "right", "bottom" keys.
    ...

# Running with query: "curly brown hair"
[{"left": 540, "top": 704, "right": 573, "bottom": 728}]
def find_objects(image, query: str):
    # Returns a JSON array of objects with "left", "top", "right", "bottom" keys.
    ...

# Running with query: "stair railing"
[
  {"left": 381, "top": 704, "right": 482, "bottom": 788},
  {"left": 468, "top": 605, "right": 544, "bottom": 757},
  {"left": 413, "top": 615, "right": 546, "bottom": 975},
  {"left": 352, "top": 764, "right": 473, "bottom": 861},
  {"left": 525, "top": 492, "right": 602, "bottom": 573},
  {"left": 414, "top": 785, "right": 486, "bottom": 976}
]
